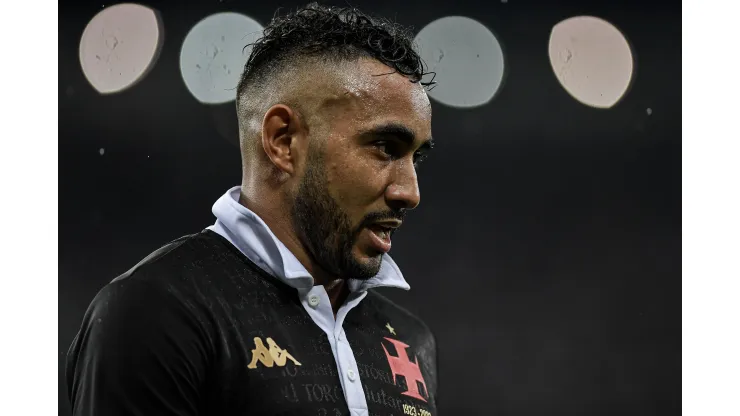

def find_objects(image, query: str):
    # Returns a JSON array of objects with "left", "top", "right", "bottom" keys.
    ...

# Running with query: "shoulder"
[
  {"left": 112, "top": 230, "right": 235, "bottom": 283},
  {"left": 67, "top": 264, "right": 212, "bottom": 415},
  {"left": 109, "top": 229, "right": 258, "bottom": 298},
  {"left": 68, "top": 231, "right": 232, "bottom": 369},
  {"left": 100, "top": 229, "right": 287, "bottom": 333}
]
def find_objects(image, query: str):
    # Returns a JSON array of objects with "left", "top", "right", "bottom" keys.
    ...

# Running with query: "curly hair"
[{"left": 235, "top": 2, "right": 436, "bottom": 107}]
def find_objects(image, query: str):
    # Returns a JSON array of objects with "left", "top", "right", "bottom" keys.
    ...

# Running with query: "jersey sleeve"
[{"left": 65, "top": 277, "right": 211, "bottom": 416}]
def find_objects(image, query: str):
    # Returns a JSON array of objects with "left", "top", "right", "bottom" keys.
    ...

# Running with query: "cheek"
[{"left": 326, "top": 156, "right": 387, "bottom": 212}]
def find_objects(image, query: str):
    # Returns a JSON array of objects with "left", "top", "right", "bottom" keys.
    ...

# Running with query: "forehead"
[{"left": 314, "top": 58, "right": 432, "bottom": 138}]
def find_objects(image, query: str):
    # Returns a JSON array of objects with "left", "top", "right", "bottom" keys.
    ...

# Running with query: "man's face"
[{"left": 291, "top": 58, "right": 433, "bottom": 281}]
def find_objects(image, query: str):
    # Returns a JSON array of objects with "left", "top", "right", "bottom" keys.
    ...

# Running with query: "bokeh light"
[
  {"left": 548, "top": 16, "right": 634, "bottom": 108},
  {"left": 415, "top": 16, "right": 505, "bottom": 108},
  {"left": 79, "top": 3, "right": 163, "bottom": 95},
  {"left": 180, "top": 12, "right": 263, "bottom": 105}
]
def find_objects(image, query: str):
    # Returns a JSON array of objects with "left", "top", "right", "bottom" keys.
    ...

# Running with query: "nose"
[{"left": 385, "top": 160, "right": 421, "bottom": 211}]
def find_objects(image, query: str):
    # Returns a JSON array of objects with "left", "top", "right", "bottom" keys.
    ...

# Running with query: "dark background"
[{"left": 59, "top": 0, "right": 681, "bottom": 414}]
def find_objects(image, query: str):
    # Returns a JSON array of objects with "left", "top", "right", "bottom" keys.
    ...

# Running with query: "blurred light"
[
  {"left": 415, "top": 16, "right": 505, "bottom": 109},
  {"left": 79, "top": 3, "right": 163, "bottom": 94},
  {"left": 548, "top": 16, "right": 634, "bottom": 109},
  {"left": 180, "top": 12, "right": 263, "bottom": 105}
]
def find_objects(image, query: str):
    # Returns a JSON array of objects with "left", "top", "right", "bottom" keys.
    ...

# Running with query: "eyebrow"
[{"left": 358, "top": 122, "right": 435, "bottom": 153}]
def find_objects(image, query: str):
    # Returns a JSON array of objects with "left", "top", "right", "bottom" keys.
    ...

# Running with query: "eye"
[
  {"left": 371, "top": 140, "right": 427, "bottom": 167},
  {"left": 373, "top": 140, "right": 398, "bottom": 158},
  {"left": 373, "top": 140, "right": 389, "bottom": 153}
]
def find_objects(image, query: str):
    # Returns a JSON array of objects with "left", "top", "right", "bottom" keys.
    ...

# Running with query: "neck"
[{"left": 325, "top": 279, "right": 351, "bottom": 317}]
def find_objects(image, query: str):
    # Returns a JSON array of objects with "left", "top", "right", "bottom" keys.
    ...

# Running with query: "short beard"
[{"left": 290, "top": 147, "right": 382, "bottom": 282}]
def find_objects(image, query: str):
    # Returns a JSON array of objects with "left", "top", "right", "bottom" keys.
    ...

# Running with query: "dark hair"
[{"left": 236, "top": 2, "right": 436, "bottom": 105}]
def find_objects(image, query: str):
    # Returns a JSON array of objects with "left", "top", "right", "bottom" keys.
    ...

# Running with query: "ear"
[{"left": 260, "top": 104, "right": 307, "bottom": 176}]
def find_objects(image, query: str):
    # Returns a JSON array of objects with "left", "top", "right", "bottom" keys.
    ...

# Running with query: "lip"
[
  {"left": 364, "top": 225, "right": 392, "bottom": 253},
  {"left": 371, "top": 220, "right": 402, "bottom": 230}
]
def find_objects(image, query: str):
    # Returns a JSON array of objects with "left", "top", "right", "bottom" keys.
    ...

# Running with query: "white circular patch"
[
  {"left": 180, "top": 12, "right": 264, "bottom": 104},
  {"left": 79, "top": 3, "right": 162, "bottom": 94},
  {"left": 415, "top": 16, "right": 505, "bottom": 108},
  {"left": 548, "top": 16, "right": 634, "bottom": 108}
]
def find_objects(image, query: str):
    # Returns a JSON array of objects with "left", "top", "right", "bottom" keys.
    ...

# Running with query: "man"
[{"left": 66, "top": 3, "right": 438, "bottom": 415}]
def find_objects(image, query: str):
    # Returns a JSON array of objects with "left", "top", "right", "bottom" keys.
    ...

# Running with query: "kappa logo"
[
  {"left": 382, "top": 337, "right": 429, "bottom": 402},
  {"left": 247, "top": 337, "right": 302, "bottom": 369}
]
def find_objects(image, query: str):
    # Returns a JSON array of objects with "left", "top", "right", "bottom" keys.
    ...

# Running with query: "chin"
[
  {"left": 347, "top": 247, "right": 383, "bottom": 279},
  {"left": 353, "top": 245, "right": 383, "bottom": 261}
]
